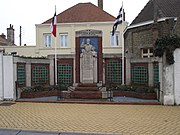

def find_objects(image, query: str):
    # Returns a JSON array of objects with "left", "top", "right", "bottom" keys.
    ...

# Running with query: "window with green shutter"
[
  {"left": 57, "top": 64, "right": 72, "bottom": 85},
  {"left": 31, "top": 64, "right": 49, "bottom": 86},
  {"left": 106, "top": 59, "right": 122, "bottom": 84},
  {"left": 17, "top": 63, "right": 26, "bottom": 87},
  {"left": 131, "top": 63, "right": 148, "bottom": 85},
  {"left": 153, "top": 62, "right": 159, "bottom": 88}
]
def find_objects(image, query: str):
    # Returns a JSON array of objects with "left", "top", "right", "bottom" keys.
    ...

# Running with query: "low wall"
[
  {"left": 113, "top": 91, "right": 157, "bottom": 100},
  {"left": 20, "top": 91, "right": 58, "bottom": 98}
]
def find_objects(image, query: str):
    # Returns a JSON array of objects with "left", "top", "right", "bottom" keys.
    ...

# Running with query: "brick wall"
[
  {"left": 125, "top": 19, "right": 177, "bottom": 59},
  {"left": 125, "top": 24, "right": 153, "bottom": 59}
]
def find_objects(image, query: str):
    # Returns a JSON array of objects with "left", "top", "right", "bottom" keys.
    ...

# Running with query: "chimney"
[
  {"left": 0, "top": 33, "right": 6, "bottom": 39},
  {"left": 7, "top": 24, "right": 15, "bottom": 45},
  {"left": 98, "top": 0, "right": 103, "bottom": 10}
]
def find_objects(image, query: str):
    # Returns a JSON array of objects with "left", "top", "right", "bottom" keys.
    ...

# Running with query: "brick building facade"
[{"left": 124, "top": 0, "right": 180, "bottom": 103}]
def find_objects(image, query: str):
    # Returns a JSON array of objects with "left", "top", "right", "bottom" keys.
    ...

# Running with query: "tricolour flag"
[
  {"left": 51, "top": 11, "right": 57, "bottom": 37},
  {"left": 112, "top": 6, "right": 123, "bottom": 36}
]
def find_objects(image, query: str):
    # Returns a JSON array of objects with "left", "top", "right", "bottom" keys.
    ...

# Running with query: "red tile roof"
[
  {"left": 0, "top": 36, "right": 16, "bottom": 46},
  {"left": 0, "top": 36, "right": 8, "bottom": 46},
  {"left": 43, "top": 2, "right": 115, "bottom": 24}
]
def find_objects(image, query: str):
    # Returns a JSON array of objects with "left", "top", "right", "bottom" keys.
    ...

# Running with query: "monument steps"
[
  {"left": 70, "top": 91, "right": 102, "bottom": 99},
  {"left": 70, "top": 83, "right": 102, "bottom": 99},
  {"left": 77, "top": 83, "right": 97, "bottom": 87},
  {"left": 75, "top": 87, "right": 99, "bottom": 91}
]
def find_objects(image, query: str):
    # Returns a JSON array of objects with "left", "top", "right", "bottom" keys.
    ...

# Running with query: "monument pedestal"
[
  {"left": 71, "top": 38, "right": 103, "bottom": 99},
  {"left": 80, "top": 56, "right": 97, "bottom": 83}
]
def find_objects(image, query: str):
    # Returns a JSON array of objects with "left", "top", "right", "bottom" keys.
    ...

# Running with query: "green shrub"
[
  {"left": 154, "top": 35, "right": 180, "bottom": 65},
  {"left": 21, "top": 85, "right": 55, "bottom": 93},
  {"left": 110, "top": 84, "right": 155, "bottom": 93},
  {"left": 116, "top": 85, "right": 127, "bottom": 91}
]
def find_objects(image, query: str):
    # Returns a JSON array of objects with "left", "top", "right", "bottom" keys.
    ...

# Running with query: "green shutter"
[
  {"left": 32, "top": 65, "right": 49, "bottom": 85},
  {"left": 106, "top": 60, "right": 122, "bottom": 84},
  {"left": 17, "top": 64, "right": 26, "bottom": 86},
  {"left": 57, "top": 64, "right": 72, "bottom": 85},
  {"left": 131, "top": 65, "right": 148, "bottom": 85},
  {"left": 153, "top": 63, "right": 159, "bottom": 88}
]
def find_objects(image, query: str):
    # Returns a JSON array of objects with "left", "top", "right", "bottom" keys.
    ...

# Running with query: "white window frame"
[
  {"left": 44, "top": 34, "right": 51, "bottom": 48},
  {"left": 60, "top": 33, "right": 68, "bottom": 48},
  {"left": 110, "top": 32, "right": 120, "bottom": 47},
  {"left": 141, "top": 48, "right": 153, "bottom": 58}
]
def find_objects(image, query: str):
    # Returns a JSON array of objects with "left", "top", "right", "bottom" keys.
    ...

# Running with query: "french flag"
[{"left": 51, "top": 11, "right": 56, "bottom": 37}]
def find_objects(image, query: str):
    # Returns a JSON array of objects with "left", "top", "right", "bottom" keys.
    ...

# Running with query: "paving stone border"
[{"left": 0, "top": 128, "right": 118, "bottom": 135}]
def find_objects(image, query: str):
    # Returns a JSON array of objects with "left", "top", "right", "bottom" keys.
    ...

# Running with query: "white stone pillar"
[
  {"left": 159, "top": 60, "right": 163, "bottom": 103},
  {"left": 126, "top": 58, "right": 131, "bottom": 85},
  {"left": 26, "top": 63, "right": 31, "bottom": 87},
  {"left": 163, "top": 64, "right": 175, "bottom": 105},
  {"left": 161, "top": 52, "right": 175, "bottom": 105},
  {"left": 174, "top": 49, "right": 180, "bottom": 105},
  {"left": 148, "top": 62, "right": 153, "bottom": 87},
  {"left": 93, "top": 56, "right": 97, "bottom": 83},
  {"left": 3, "top": 56, "right": 14, "bottom": 99},
  {"left": 50, "top": 59, "right": 54, "bottom": 85},
  {"left": 0, "top": 52, "right": 3, "bottom": 100}
]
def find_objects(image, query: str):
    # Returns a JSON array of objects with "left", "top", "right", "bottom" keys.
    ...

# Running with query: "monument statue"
[
  {"left": 80, "top": 39, "right": 97, "bottom": 58},
  {"left": 80, "top": 38, "right": 97, "bottom": 83}
]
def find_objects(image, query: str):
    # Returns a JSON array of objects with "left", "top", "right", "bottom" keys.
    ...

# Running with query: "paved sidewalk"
[
  {"left": 0, "top": 128, "right": 116, "bottom": 135},
  {"left": 17, "top": 96, "right": 159, "bottom": 104},
  {"left": 0, "top": 102, "right": 180, "bottom": 135}
]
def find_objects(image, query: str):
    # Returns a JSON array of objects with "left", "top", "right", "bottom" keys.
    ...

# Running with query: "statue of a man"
[{"left": 80, "top": 38, "right": 97, "bottom": 57}]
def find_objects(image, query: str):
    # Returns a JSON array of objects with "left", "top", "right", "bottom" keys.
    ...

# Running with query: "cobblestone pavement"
[{"left": 0, "top": 102, "right": 180, "bottom": 135}]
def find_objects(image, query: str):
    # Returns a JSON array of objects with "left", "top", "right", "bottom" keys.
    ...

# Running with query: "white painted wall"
[
  {"left": 0, "top": 46, "right": 37, "bottom": 57},
  {"left": 163, "top": 64, "right": 174, "bottom": 105},
  {"left": 0, "top": 52, "right": 3, "bottom": 100},
  {"left": 163, "top": 49, "right": 180, "bottom": 105},
  {"left": 174, "top": 49, "right": 180, "bottom": 105},
  {"left": 35, "top": 22, "right": 127, "bottom": 57},
  {"left": 3, "top": 56, "right": 14, "bottom": 99}
]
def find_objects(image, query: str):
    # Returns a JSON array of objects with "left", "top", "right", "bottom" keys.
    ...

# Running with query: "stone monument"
[{"left": 80, "top": 39, "right": 97, "bottom": 83}]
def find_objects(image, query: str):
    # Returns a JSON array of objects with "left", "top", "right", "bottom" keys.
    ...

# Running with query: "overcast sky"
[{"left": 0, "top": 0, "right": 149, "bottom": 45}]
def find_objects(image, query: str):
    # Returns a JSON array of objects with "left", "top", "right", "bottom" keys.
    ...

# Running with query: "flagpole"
[
  {"left": 55, "top": 36, "right": 57, "bottom": 86},
  {"left": 54, "top": 5, "right": 57, "bottom": 86},
  {"left": 121, "top": 2, "right": 125, "bottom": 85}
]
